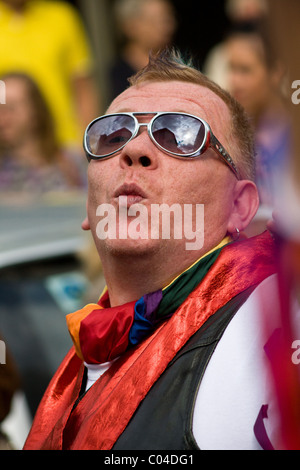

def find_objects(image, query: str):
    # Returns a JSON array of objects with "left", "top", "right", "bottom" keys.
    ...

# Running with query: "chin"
[{"left": 98, "top": 237, "right": 162, "bottom": 258}]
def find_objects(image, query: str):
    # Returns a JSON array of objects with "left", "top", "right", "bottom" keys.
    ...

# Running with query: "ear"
[
  {"left": 81, "top": 216, "right": 90, "bottom": 231},
  {"left": 226, "top": 180, "right": 259, "bottom": 235},
  {"left": 81, "top": 200, "right": 91, "bottom": 231}
]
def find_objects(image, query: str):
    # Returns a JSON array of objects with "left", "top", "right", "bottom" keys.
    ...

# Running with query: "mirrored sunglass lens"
[
  {"left": 87, "top": 115, "right": 135, "bottom": 156},
  {"left": 152, "top": 114, "right": 205, "bottom": 155}
]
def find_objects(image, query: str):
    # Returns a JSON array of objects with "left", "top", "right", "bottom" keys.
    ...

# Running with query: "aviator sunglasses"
[{"left": 83, "top": 112, "right": 240, "bottom": 179}]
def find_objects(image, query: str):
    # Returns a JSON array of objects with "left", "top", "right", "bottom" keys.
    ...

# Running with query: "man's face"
[{"left": 86, "top": 80, "right": 237, "bottom": 259}]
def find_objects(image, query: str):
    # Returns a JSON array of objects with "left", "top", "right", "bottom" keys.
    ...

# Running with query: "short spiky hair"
[{"left": 128, "top": 49, "right": 255, "bottom": 180}]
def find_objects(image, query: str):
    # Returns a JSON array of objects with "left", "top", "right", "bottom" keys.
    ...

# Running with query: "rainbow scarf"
[{"left": 66, "top": 238, "right": 231, "bottom": 364}]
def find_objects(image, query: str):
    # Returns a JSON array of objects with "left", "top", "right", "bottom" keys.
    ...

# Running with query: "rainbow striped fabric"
[{"left": 66, "top": 242, "right": 229, "bottom": 364}]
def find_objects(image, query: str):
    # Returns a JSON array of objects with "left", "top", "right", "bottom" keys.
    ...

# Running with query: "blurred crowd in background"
[
  {"left": 0, "top": 0, "right": 293, "bottom": 211},
  {"left": 0, "top": 0, "right": 299, "bottom": 450}
]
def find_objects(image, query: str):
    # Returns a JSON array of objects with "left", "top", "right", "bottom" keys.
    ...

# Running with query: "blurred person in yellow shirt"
[{"left": 0, "top": 0, "right": 99, "bottom": 148}]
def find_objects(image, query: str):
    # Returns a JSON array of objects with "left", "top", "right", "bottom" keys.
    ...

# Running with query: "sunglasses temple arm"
[{"left": 210, "top": 134, "right": 240, "bottom": 180}]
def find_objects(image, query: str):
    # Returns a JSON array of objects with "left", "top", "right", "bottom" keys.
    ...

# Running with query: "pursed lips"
[{"left": 113, "top": 183, "right": 148, "bottom": 206}]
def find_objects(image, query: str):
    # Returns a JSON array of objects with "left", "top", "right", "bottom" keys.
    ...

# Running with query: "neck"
[
  {"left": 98, "top": 237, "right": 230, "bottom": 307},
  {"left": 100, "top": 252, "right": 172, "bottom": 307},
  {"left": 122, "top": 43, "right": 154, "bottom": 72},
  {"left": 253, "top": 93, "right": 285, "bottom": 128}
]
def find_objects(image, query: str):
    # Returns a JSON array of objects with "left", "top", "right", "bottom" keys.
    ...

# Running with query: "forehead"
[
  {"left": 227, "top": 36, "right": 263, "bottom": 62},
  {"left": 107, "top": 80, "right": 231, "bottom": 137}
]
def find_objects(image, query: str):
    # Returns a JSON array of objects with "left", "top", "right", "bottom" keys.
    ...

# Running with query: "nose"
[{"left": 118, "top": 125, "right": 159, "bottom": 170}]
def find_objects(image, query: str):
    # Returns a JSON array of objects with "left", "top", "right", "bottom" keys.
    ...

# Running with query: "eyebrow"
[
  {"left": 107, "top": 109, "right": 207, "bottom": 118},
  {"left": 109, "top": 108, "right": 130, "bottom": 113}
]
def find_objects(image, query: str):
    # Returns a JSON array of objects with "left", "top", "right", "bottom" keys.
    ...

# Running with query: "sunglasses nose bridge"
[
  {"left": 128, "top": 121, "right": 151, "bottom": 144},
  {"left": 123, "top": 121, "right": 153, "bottom": 152},
  {"left": 136, "top": 122, "right": 149, "bottom": 133}
]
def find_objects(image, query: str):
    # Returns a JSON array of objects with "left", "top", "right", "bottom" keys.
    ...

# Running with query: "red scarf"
[{"left": 23, "top": 231, "right": 277, "bottom": 450}]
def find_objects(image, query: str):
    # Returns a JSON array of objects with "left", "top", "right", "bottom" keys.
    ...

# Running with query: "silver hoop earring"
[{"left": 233, "top": 227, "right": 240, "bottom": 241}]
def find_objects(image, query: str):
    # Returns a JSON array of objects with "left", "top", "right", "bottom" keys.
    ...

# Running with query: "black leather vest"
[{"left": 113, "top": 286, "right": 256, "bottom": 450}]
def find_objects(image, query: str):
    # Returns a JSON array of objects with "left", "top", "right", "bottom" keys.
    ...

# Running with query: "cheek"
[
  {"left": 166, "top": 161, "right": 219, "bottom": 205},
  {"left": 87, "top": 161, "right": 112, "bottom": 198},
  {"left": 86, "top": 163, "right": 110, "bottom": 226},
  {"left": 181, "top": 165, "right": 233, "bottom": 223},
  {"left": 161, "top": 162, "right": 206, "bottom": 204},
  {"left": 249, "top": 68, "right": 269, "bottom": 96}
]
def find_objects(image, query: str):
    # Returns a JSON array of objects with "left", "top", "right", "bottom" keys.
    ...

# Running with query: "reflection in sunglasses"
[{"left": 84, "top": 112, "right": 239, "bottom": 179}]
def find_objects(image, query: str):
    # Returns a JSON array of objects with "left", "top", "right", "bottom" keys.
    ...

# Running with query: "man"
[{"left": 24, "top": 50, "right": 283, "bottom": 450}]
